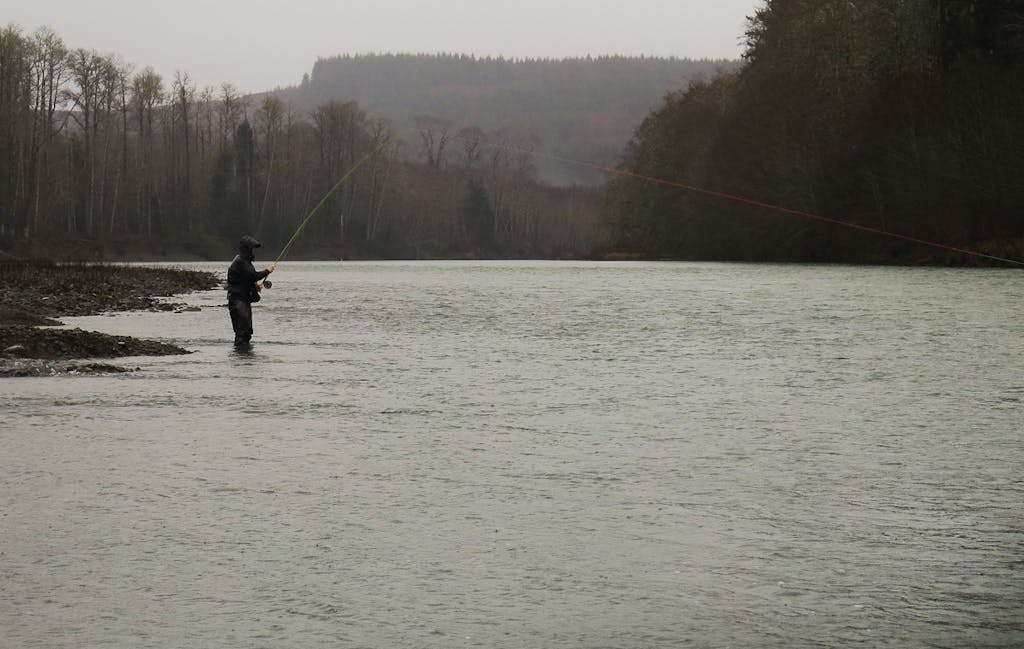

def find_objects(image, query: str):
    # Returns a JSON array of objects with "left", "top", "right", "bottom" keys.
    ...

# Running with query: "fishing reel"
[{"left": 262, "top": 279, "right": 272, "bottom": 289}]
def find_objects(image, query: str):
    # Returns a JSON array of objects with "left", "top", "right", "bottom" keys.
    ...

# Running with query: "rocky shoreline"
[{"left": 0, "top": 262, "right": 220, "bottom": 377}]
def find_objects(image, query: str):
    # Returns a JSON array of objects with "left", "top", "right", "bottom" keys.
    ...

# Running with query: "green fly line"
[{"left": 272, "top": 140, "right": 387, "bottom": 266}]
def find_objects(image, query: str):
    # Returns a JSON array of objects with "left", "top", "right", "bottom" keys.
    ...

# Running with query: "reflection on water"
[{"left": 2, "top": 261, "right": 1022, "bottom": 648}]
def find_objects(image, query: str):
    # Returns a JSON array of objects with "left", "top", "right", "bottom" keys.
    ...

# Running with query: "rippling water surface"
[{"left": 2, "top": 261, "right": 1022, "bottom": 648}]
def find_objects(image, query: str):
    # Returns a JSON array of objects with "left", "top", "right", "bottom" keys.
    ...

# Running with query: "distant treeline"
[
  {"left": 273, "top": 53, "right": 738, "bottom": 186},
  {"left": 605, "top": 0, "right": 1024, "bottom": 264},
  {"left": 0, "top": 28, "right": 604, "bottom": 260}
]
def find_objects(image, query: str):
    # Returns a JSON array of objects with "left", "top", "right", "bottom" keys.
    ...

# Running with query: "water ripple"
[{"left": 2, "top": 261, "right": 1022, "bottom": 648}]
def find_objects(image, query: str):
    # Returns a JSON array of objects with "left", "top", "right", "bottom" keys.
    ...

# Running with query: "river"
[{"left": 2, "top": 261, "right": 1022, "bottom": 647}]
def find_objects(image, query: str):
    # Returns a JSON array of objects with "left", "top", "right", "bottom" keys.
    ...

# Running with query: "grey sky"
[{"left": 5, "top": 0, "right": 761, "bottom": 93}]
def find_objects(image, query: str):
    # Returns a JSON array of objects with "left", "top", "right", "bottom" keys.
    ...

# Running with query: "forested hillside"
[
  {"left": 6, "top": 3, "right": 1019, "bottom": 265},
  {"left": 272, "top": 54, "right": 737, "bottom": 186},
  {"left": 604, "top": 0, "right": 1024, "bottom": 264},
  {"left": 0, "top": 29, "right": 606, "bottom": 260}
]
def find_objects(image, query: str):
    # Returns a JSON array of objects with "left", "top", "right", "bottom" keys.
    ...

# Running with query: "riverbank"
[{"left": 0, "top": 262, "right": 220, "bottom": 376}]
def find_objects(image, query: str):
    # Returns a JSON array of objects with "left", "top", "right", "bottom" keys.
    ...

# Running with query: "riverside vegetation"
[
  {"left": 0, "top": 35, "right": 726, "bottom": 260},
  {"left": 2, "top": 1, "right": 1021, "bottom": 266},
  {"left": 604, "top": 0, "right": 1024, "bottom": 264}
]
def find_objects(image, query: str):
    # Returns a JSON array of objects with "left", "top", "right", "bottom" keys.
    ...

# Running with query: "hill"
[
  {"left": 268, "top": 54, "right": 738, "bottom": 185},
  {"left": 603, "top": 0, "right": 1024, "bottom": 265}
]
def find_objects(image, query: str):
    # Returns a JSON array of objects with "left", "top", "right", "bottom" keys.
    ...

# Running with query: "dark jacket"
[{"left": 227, "top": 235, "right": 269, "bottom": 303}]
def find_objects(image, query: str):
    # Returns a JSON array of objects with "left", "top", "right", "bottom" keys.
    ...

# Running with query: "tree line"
[
  {"left": 275, "top": 53, "right": 738, "bottom": 186},
  {"left": 0, "top": 26, "right": 604, "bottom": 260},
  {"left": 604, "top": 0, "right": 1024, "bottom": 264}
]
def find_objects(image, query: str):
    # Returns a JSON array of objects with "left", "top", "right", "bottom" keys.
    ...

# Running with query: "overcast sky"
[{"left": 5, "top": 0, "right": 761, "bottom": 93}]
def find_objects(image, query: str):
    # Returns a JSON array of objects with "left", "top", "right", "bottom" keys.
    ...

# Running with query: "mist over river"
[{"left": 2, "top": 261, "right": 1022, "bottom": 648}]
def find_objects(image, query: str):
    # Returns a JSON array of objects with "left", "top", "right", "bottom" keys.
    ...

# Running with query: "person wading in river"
[{"left": 227, "top": 235, "right": 275, "bottom": 346}]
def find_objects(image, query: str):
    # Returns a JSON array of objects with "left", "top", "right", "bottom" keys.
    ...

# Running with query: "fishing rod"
[{"left": 260, "top": 139, "right": 388, "bottom": 290}]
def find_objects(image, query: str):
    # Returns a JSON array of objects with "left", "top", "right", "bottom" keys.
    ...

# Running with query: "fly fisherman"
[{"left": 227, "top": 235, "right": 275, "bottom": 346}]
